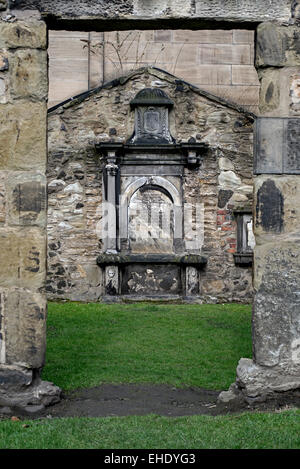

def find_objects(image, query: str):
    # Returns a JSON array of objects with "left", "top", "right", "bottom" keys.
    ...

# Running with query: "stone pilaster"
[
  {"left": 105, "top": 152, "right": 118, "bottom": 254},
  {"left": 0, "top": 14, "right": 60, "bottom": 410}
]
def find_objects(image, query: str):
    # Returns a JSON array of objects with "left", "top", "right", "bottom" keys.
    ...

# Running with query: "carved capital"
[{"left": 106, "top": 163, "right": 118, "bottom": 176}]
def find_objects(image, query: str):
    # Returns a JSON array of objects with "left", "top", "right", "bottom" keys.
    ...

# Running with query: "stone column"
[
  {"left": 103, "top": 152, "right": 119, "bottom": 297},
  {"left": 220, "top": 19, "right": 300, "bottom": 403},
  {"left": 105, "top": 151, "right": 118, "bottom": 254},
  {"left": 0, "top": 10, "right": 60, "bottom": 409}
]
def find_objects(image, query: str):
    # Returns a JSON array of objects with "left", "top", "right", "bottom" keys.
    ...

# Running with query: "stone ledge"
[{"left": 97, "top": 253, "right": 208, "bottom": 266}]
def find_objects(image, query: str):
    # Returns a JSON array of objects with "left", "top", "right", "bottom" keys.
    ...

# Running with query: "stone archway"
[{"left": 0, "top": 0, "right": 299, "bottom": 407}]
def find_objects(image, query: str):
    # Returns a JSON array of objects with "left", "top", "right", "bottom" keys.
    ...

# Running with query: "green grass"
[
  {"left": 42, "top": 302, "right": 252, "bottom": 391},
  {"left": 1, "top": 410, "right": 299, "bottom": 449},
  {"left": 2, "top": 302, "right": 298, "bottom": 449}
]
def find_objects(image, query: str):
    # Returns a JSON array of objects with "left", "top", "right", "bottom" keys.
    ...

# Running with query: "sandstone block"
[
  {"left": 0, "top": 101, "right": 46, "bottom": 170},
  {"left": 233, "top": 30, "right": 255, "bottom": 45},
  {"left": 10, "top": 49, "right": 47, "bottom": 100},
  {"left": 3, "top": 289, "right": 47, "bottom": 368},
  {"left": 258, "top": 67, "right": 300, "bottom": 116},
  {"left": 199, "top": 44, "right": 251, "bottom": 65},
  {"left": 254, "top": 176, "right": 300, "bottom": 243},
  {"left": 253, "top": 240, "right": 300, "bottom": 367},
  {"left": 173, "top": 29, "right": 233, "bottom": 44},
  {"left": 0, "top": 20, "right": 46, "bottom": 49},
  {"left": 0, "top": 228, "right": 46, "bottom": 289},
  {"left": 195, "top": 0, "right": 291, "bottom": 23},
  {"left": 6, "top": 172, "right": 46, "bottom": 227},
  {"left": 232, "top": 65, "right": 259, "bottom": 85},
  {"left": 256, "top": 23, "right": 300, "bottom": 68}
]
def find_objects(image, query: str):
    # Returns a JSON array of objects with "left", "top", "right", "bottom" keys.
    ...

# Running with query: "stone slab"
[
  {"left": 253, "top": 239, "right": 300, "bottom": 368},
  {"left": 0, "top": 228, "right": 46, "bottom": 288},
  {"left": 0, "top": 19, "right": 46, "bottom": 49},
  {"left": 6, "top": 172, "right": 47, "bottom": 227},
  {"left": 12, "top": 0, "right": 291, "bottom": 24},
  {"left": 0, "top": 101, "right": 47, "bottom": 171},
  {"left": 256, "top": 23, "right": 300, "bottom": 68},
  {"left": 9, "top": 49, "right": 47, "bottom": 100},
  {"left": 254, "top": 118, "right": 300, "bottom": 175},
  {"left": 3, "top": 289, "right": 47, "bottom": 368}
]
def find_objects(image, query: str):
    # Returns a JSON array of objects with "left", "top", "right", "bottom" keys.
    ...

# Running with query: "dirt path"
[{"left": 1, "top": 384, "right": 300, "bottom": 419}]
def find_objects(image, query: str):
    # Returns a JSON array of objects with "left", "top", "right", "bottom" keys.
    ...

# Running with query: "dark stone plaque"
[
  {"left": 284, "top": 119, "right": 300, "bottom": 173},
  {"left": 256, "top": 179, "right": 284, "bottom": 233},
  {"left": 254, "top": 117, "right": 300, "bottom": 175}
]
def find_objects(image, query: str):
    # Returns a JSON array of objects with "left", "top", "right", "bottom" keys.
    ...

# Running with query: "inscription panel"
[{"left": 254, "top": 118, "right": 300, "bottom": 175}]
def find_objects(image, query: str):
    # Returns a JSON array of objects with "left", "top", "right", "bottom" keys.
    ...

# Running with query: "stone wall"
[
  {"left": 47, "top": 67, "right": 254, "bottom": 303},
  {"left": 48, "top": 28, "right": 259, "bottom": 112}
]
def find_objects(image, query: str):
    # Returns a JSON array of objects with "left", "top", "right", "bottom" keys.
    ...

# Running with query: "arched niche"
[
  {"left": 119, "top": 176, "right": 183, "bottom": 251},
  {"left": 129, "top": 183, "right": 174, "bottom": 253}
]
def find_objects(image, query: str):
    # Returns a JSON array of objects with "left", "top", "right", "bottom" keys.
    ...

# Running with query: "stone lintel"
[
  {"left": 96, "top": 142, "right": 208, "bottom": 168},
  {"left": 11, "top": 1, "right": 291, "bottom": 29}
]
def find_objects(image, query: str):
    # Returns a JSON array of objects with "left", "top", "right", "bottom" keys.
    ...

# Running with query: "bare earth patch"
[{"left": 1, "top": 384, "right": 300, "bottom": 419}]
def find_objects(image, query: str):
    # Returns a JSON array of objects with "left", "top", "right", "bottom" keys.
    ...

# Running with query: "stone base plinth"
[
  {"left": 219, "top": 358, "right": 300, "bottom": 404},
  {"left": 0, "top": 366, "right": 61, "bottom": 410}
]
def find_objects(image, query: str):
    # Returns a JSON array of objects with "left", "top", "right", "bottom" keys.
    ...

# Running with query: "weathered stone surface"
[
  {"left": 0, "top": 50, "right": 8, "bottom": 71},
  {"left": 6, "top": 172, "right": 46, "bottom": 227},
  {"left": 0, "top": 366, "right": 61, "bottom": 407},
  {"left": 0, "top": 101, "right": 47, "bottom": 170},
  {"left": 256, "top": 23, "right": 300, "bottom": 68},
  {"left": 0, "top": 20, "right": 46, "bottom": 49},
  {"left": 255, "top": 179, "right": 284, "bottom": 235},
  {"left": 3, "top": 289, "right": 47, "bottom": 368},
  {"left": 47, "top": 67, "right": 254, "bottom": 303},
  {"left": 258, "top": 67, "right": 300, "bottom": 116},
  {"left": 254, "top": 118, "right": 300, "bottom": 174},
  {"left": 0, "top": 228, "right": 46, "bottom": 288},
  {"left": 0, "top": 173, "right": 5, "bottom": 224},
  {"left": 0, "top": 366, "right": 33, "bottom": 392},
  {"left": 10, "top": 0, "right": 292, "bottom": 25},
  {"left": 254, "top": 175, "right": 300, "bottom": 243},
  {"left": 258, "top": 69, "right": 281, "bottom": 114},
  {"left": 235, "top": 358, "right": 300, "bottom": 400},
  {"left": 9, "top": 49, "right": 47, "bottom": 99}
]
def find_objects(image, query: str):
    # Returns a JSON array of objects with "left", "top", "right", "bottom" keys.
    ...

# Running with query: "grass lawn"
[
  {"left": 42, "top": 302, "right": 252, "bottom": 391},
  {"left": 0, "top": 411, "right": 299, "bottom": 449},
  {"left": 1, "top": 302, "right": 299, "bottom": 449}
]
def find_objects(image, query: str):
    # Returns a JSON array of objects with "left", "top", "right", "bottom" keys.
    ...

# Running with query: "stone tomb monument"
[
  {"left": 97, "top": 88, "right": 208, "bottom": 300},
  {"left": 47, "top": 68, "right": 255, "bottom": 304}
]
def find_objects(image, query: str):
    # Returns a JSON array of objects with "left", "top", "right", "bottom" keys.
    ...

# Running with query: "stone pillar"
[
  {"left": 220, "top": 20, "right": 300, "bottom": 403},
  {"left": 105, "top": 151, "right": 118, "bottom": 254},
  {"left": 0, "top": 11, "right": 60, "bottom": 409}
]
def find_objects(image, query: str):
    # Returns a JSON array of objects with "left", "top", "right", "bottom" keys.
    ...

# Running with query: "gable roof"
[{"left": 48, "top": 66, "right": 257, "bottom": 120}]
